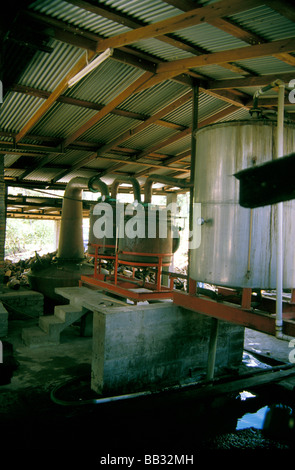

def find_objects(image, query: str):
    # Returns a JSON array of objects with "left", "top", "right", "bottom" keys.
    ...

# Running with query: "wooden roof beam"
[
  {"left": 156, "top": 38, "right": 295, "bottom": 73},
  {"left": 93, "top": 0, "right": 263, "bottom": 52}
]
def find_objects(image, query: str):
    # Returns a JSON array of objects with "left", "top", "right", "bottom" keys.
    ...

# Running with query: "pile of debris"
[{"left": 3, "top": 252, "right": 57, "bottom": 290}]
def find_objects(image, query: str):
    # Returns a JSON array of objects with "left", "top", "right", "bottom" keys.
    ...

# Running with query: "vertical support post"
[
  {"left": 207, "top": 318, "right": 219, "bottom": 380},
  {"left": 94, "top": 245, "right": 98, "bottom": 277},
  {"left": 156, "top": 255, "right": 163, "bottom": 291},
  {"left": 242, "top": 288, "right": 252, "bottom": 309},
  {"left": 188, "top": 83, "right": 199, "bottom": 293},
  {"left": 0, "top": 156, "right": 6, "bottom": 284}
]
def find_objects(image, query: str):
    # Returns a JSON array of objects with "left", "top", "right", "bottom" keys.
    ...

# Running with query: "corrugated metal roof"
[
  {"left": 176, "top": 23, "right": 248, "bottom": 53},
  {"left": 64, "top": 60, "right": 144, "bottom": 105},
  {"left": 18, "top": 39, "right": 84, "bottom": 91},
  {"left": 30, "top": 102, "right": 98, "bottom": 139},
  {"left": 132, "top": 38, "right": 193, "bottom": 61},
  {"left": 101, "top": 0, "right": 182, "bottom": 23},
  {"left": 236, "top": 56, "right": 295, "bottom": 75},
  {"left": 118, "top": 80, "right": 189, "bottom": 115},
  {"left": 158, "top": 133, "right": 191, "bottom": 155},
  {"left": 81, "top": 113, "right": 140, "bottom": 143},
  {"left": 164, "top": 92, "right": 230, "bottom": 125},
  {"left": 30, "top": 0, "right": 130, "bottom": 36},
  {"left": 0, "top": 92, "right": 44, "bottom": 133},
  {"left": 230, "top": 5, "right": 295, "bottom": 41},
  {"left": 192, "top": 64, "right": 244, "bottom": 80},
  {"left": 122, "top": 123, "right": 177, "bottom": 150}
]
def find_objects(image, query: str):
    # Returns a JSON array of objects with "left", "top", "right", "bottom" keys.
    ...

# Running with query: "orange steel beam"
[{"left": 173, "top": 291, "right": 295, "bottom": 337}]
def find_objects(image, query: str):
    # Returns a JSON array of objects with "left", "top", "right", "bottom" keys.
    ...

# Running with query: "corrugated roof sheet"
[
  {"left": 100, "top": 0, "right": 182, "bottom": 23},
  {"left": 230, "top": 5, "right": 295, "bottom": 41},
  {"left": 81, "top": 113, "right": 140, "bottom": 143},
  {"left": 64, "top": 60, "right": 144, "bottom": 105},
  {"left": 18, "top": 39, "right": 84, "bottom": 91},
  {"left": 236, "top": 56, "right": 295, "bottom": 75},
  {"left": 30, "top": 0, "right": 130, "bottom": 36},
  {"left": 122, "top": 123, "right": 177, "bottom": 150},
  {"left": 118, "top": 80, "right": 189, "bottom": 116},
  {"left": 132, "top": 38, "right": 193, "bottom": 61},
  {"left": 30, "top": 102, "right": 98, "bottom": 139},
  {"left": 176, "top": 23, "right": 248, "bottom": 53},
  {"left": 158, "top": 133, "right": 191, "bottom": 155},
  {"left": 192, "top": 64, "right": 244, "bottom": 80},
  {"left": 0, "top": 92, "right": 44, "bottom": 133}
]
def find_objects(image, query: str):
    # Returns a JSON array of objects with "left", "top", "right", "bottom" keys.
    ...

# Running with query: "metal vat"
[
  {"left": 190, "top": 120, "right": 295, "bottom": 289},
  {"left": 117, "top": 207, "right": 175, "bottom": 265}
]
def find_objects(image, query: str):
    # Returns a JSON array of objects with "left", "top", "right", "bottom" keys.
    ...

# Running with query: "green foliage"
[{"left": 5, "top": 219, "right": 55, "bottom": 257}]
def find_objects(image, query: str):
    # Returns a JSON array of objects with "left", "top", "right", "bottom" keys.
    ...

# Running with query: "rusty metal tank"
[
  {"left": 190, "top": 119, "right": 295, "bottom": 289},
  {"left": 117, "top": 206, "right": 176, "bottom": 265}
]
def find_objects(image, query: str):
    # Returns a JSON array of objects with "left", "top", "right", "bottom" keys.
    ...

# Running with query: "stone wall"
[
  {"left": 91, "top": 302, "right": 244, "bottom": 395},
  {"left": 0, "top": 290, "right": 44, "bottom": 321}
]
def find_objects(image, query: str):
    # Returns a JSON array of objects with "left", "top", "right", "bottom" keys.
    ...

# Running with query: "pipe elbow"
[{"left": 111, "top": 176, "right": 141, "bottom": 203}]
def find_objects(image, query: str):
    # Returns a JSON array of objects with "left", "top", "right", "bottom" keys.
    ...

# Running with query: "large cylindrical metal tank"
[
  {"left": 190, "top": 119, "right": 295, "bottom": 289},
  {"left": 117, "top": 207, "right": 175, "bottom": 265}
]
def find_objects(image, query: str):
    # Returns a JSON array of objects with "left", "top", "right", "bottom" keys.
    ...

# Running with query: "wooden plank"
[
  {"left": 157, "top": 37, "right": 295, "bottom": 73},
  {"left": 94, "top": 0, "right": 263, "bottom": 52}
]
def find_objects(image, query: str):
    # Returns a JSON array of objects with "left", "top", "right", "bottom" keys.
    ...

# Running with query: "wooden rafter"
[
  {"left": 156, "top": 38, "right": 295, "bottom": 73},
  {"left": 94, "top": 0, "right": 262, "bottom": 52}
]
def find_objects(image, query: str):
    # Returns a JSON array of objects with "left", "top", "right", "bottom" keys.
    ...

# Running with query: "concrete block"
[{"left": 91, "top": 303, "right": 245, "bottom": 395}]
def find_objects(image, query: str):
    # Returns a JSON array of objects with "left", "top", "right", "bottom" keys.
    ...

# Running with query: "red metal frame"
[
  {"left": 81, "top": 244, "right": 174, "bottom": 301},
  {"left": 84, "top": 244, "right": 295, "bottom": 336},
  {"left": 174, "top": 281, "right": 295, "bottom": 338}
]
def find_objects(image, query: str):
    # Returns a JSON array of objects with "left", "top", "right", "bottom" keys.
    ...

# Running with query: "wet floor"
[{"left": 0, "top": 317, "right": 295, "bottom": 461}]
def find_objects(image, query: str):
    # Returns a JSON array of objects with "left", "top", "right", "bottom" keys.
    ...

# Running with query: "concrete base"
[
  {"left": 91, "top": 302, "right": 245, "bottom": 395},
  {"left": 0, "top": 289, "right": 44, "bottom": 318}
]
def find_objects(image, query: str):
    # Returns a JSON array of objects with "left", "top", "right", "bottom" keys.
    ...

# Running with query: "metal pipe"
[
  {"left": 144, "top": 174, "right": 193, "bottom": 204},
  {"left": 188, "top": 85, "right": 199, "bottom": 293},
  {"left": 251, "top": 80, "right": 288, "bottom": 340},
  {"left": 110, "top": 176, "right": 141, "bottom": 203},
  {"left": 88, "top": 175, "right": 109, "bottom": 199},
  {"left": 276, "top": 83, "right": 285, "bottom": 338},
  {"left": 57, "top": 176, "right": 109, "bottom": 261}
]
